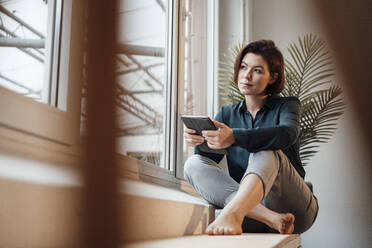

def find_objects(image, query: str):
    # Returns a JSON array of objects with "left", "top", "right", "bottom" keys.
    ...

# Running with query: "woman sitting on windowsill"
[{"left": 183, "top": 40, "right": 318, "bottom": 235}]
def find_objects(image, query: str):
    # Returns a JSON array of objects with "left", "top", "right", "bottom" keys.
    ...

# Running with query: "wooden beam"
[{"left": 84, "top": 0, "right": 120, "bottom": 247}]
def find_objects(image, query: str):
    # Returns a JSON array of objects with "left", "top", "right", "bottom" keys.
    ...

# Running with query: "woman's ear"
[{"left": 269, "top": 73, "right": 278, "bottom": 84}]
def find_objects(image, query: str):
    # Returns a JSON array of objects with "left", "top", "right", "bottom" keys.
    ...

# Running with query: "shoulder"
[
  {"left": 268, "top": 95, "right": 300, "bottom": 108},
  {"left": 283, "top": 96, "right": 300, "bottom": 104}
]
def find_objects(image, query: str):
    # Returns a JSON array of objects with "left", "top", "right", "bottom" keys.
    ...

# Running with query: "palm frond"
[
  {"left": 218, "top": 34, "right": 346, "bottom": 166},
  {"left": 218, "top": 42, "right": 246, "bottom": 105},
  {"left": 283, "top": 34, "right": 335, "bottom": 101},
  {"left": 299, "top": 86, "right": 346, "bottom": 165}
]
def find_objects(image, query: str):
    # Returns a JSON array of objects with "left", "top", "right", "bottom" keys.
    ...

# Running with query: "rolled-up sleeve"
[{"left": 232, "top": 99, "right": 301, "bottom": 152}]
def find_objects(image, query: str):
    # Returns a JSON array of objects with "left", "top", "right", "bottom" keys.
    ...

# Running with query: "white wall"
[
  {"left": 251, "top": 0, "right": 372, "bottom": 247},
  {"left": 217, "top": 0, "right": 245, "bottom": 109},
  {"left": 218, "top": 0, "right": 244, "bottom": 59}
]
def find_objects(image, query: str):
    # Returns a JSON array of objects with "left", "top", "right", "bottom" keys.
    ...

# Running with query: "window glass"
[
  {"left": 0, "top": 0, "right": 61, "bottom": 104},
  {"left": 116, "top": 0, "right": 168, "bottom": 168},
  {"left": 182, "top": 0, "right": 210, "bottom": 163}
]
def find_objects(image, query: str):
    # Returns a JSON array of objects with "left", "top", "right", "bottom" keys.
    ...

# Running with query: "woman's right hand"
[{"left": 183, "top": 126, "right": 205, "bottom": 146}]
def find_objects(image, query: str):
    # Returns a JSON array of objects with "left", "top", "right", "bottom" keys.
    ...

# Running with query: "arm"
[{"left": 232, "top": 99, "right": 301, "bottom": 152}]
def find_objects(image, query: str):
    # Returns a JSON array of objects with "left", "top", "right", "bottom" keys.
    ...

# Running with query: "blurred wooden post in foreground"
[
  {"left": 84, "top": 0, "right": 120, "bottom": 247},
  {"left": 313, "top": 0, "right": 372, "bottom": 238},
  {"left": 313, "top": 0, "right": 372, "bottom": 157}
]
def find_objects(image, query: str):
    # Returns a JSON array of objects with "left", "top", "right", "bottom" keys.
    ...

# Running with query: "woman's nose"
[{"left": 244, "top": 69, "right": 252, "bottom": 80}]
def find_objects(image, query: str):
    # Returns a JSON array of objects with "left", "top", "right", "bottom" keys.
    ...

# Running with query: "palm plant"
[{"left": 218, "top": 34, "right": 346, "bottom": 166}]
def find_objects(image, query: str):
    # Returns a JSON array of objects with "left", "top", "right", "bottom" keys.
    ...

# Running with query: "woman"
[{"left": 183, "top": 40, "right": 318, "bottom": 235}]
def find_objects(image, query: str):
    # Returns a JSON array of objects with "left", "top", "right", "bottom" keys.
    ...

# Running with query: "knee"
[
  {"left": 183, "top": 155, "right": 203, "bottom": 182},
  {"left": 254, "top": 150, "right": 277, "bottom": 157},
  {"left": 250, "top": 150, "right": 279, "bottom": 166},
  {"left": 247, "top": 150, "right": 281, "bottom": 196}
]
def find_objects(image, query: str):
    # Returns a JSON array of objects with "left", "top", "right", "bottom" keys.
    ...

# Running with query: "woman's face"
[{"left": 237, "top": 53, "right": 275, "bottom": 97}]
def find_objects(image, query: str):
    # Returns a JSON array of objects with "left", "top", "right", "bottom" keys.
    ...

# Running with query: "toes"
[
  {"left": 213, "top": 227, "right": 220, "bottom": 235},
  {"left": 283, "top": 215, "right": 290, "bottom": 222},
  {"left": 208, "top": 226, "right": 235, "bottom": 235},
  {"left": 285, "top": 213, "right": 295, "bottom": 223},
  {"left": 278, "top": 214, "right": 295, "bottom": 234},
  {"left": 224, "top": 227, "right": 232, "bottom": 235},
  {"left": 206, "top": 225, "right": 228, "bottom": 235},
  {"left": 205, "top": 225, "right": 214, "bottom": 235}
]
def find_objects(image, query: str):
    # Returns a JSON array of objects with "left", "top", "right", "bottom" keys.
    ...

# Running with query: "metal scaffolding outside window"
[{"left": 0, "top": 0, "right": 63, "bottom": 106}]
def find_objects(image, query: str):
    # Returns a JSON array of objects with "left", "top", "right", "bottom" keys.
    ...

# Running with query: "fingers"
[
  {"left": 206, "top": 142, "right": 223, "bottom": 150},
  {"left": 212, "top": 120, "right": 227, "bottom": 128},
  {"left": 203, "top": 135, "right": 218, "bottom": 143},
  {"left": 184, "top": 123, "right": 233, "bottom": 149},
  {"left": 202, "top": 130, "right": 219, "bottom": 137},
  {"left": 184, "top": 136, "right": 204, "bottom": 146},
  {"left": 202, "top": 131, "right": 221, "bottom": 148},
  {"left": 183, "top": 129, "right": 204, "bottom": 146},
  {"left": 184, "top": 126, "right": 196, "bottom": 134}
]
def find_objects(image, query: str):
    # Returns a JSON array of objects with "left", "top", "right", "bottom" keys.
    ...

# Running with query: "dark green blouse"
[{"left": 195, "top": 95, "right": 305, "bottom": 183}]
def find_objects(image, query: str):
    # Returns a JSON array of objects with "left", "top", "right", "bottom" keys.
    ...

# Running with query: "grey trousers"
[{"left": 184, "top": 151, "right": 319, "bottom": 234}]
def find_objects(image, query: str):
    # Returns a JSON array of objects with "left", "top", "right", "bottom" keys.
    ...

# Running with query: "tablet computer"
[{"left": 181, "top": 115, "right": 228, "bottom": 155}]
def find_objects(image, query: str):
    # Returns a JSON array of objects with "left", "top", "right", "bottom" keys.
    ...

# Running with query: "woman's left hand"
[{"left": 202, "top": 120, "right": 235, "bottom": 149}]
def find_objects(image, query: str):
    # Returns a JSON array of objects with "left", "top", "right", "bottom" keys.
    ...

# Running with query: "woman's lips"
[{"left": 240, "top": 82, "right": 253, "bottom": 87}]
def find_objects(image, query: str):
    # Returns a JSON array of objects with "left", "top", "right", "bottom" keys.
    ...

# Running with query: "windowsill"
[
  {"left": 120, "top": 179, "right": 210, "bottom": 206},
  {"left": 0, "top": 124, "right": 202, "bottom": 200},
  {"left": 0, "top": 124, "right": 82, "bottom": 166},
  {"left": 125, "top": 234, "right": 301, "bottom": 248},
  {"left": 0, "top": 150, "right": 207, "bottom": 207},
  {"left": 0, "top": 151, "right": 215, "bottom": 245},
  {"left": 116, "top": 154, "right": 200, "bottom": 197}
]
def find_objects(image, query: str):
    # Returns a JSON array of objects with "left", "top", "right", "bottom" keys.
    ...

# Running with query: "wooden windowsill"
[
  {"left": 125, "top": 234, "right": 301, "bottom": 248},
  {"left": 0, "top": 124, "right": 199, "bottom": 198}
]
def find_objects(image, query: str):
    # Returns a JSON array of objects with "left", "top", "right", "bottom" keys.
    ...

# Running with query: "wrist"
[
  {"left": 231, "top": 128, "right": 245, "bottom": 146},
  {"left": 228, "top": 129, "right": 235, "bottom": 145}
]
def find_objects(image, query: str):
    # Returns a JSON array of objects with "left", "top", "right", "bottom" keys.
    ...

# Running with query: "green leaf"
[{"left": 218, "top": 34, "right": 346, "bottom": 166}]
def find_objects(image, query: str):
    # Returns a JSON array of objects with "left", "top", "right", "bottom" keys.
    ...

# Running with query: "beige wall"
[{"left": 251, "top": 0, "right": 371, "bottom": 247}]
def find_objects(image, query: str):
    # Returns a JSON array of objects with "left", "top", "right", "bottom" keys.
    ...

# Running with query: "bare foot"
[
  {"left": 268, "top": 213, "right": 295, "bottom": 234},
  {"left": 205, "top": 210, "right": 243, "bottom": 235}
]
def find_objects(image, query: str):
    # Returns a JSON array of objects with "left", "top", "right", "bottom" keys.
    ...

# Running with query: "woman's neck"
[{"left": 244, "top": 94, "right": 268, "bottom": 118}]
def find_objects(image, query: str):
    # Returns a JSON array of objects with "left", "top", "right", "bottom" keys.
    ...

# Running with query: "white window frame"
[
  {"left": 173, "top": 0, "right": 220, "bottom": 179},
  {"left": 0, "top": 0, "right": 84, "bottom": 146},
  {"left": 116, "top": 0, "right": 216, "bottom": 181},
  {"left": 0, "top": 0, "right": 220, "bottom": 188},
  {"left": 165, "top": 0, "right": 176, "bottom": 171}
]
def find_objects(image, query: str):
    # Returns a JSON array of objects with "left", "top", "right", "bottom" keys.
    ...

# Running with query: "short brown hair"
[{"left": 233, "top": 40, "right": 285, "bottom": 95}]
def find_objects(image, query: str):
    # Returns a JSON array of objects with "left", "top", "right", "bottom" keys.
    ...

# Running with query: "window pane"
[
  {"left": 0, "top": 0, "right": 53, "bottom": 102},
  {"left": 182, "top": 0, "right": 210, "bottom": 163},
  {"left": 116, "top": 0, "right": 168, "bottom": 168}
]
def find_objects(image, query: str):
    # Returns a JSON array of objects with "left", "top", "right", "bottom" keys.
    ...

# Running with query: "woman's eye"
[
  {"left": 240, "top": 65, "right": 246, "bottom": 69},
  {"left": 254, "top": 69, "right": 262, "bottom": 73}
]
